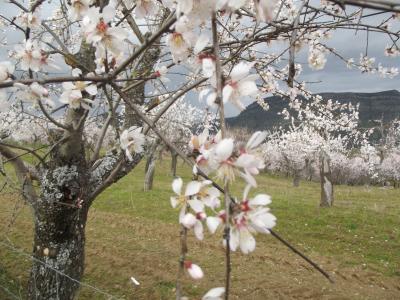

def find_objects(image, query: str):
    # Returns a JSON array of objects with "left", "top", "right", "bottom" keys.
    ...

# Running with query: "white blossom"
[
  {"left": 184, "top": 261, "right": 203, "bottom": 280},
  {"left": 120, "top": 126, "right": 145, "bottom": 160},
  {"left": 222, "top": 62, "right": 259, "bottom": 111}
]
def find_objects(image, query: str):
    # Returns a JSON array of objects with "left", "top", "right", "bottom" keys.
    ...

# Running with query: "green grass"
[
  {"left": 0, "top": 157, "right": 399, "bottom": 299},
  {"left": 94, "top": 159, "right": 400, "bottom": 276}
]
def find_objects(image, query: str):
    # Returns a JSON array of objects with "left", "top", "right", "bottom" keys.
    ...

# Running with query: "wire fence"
[
  {"left": 0, "top": 240, "right": 121, "bottom": 300},
  {"left": 0, "top": 237, "right": 182, "bottom": 300},
  {"left": 0, "top": 189, "right": 180, "bottom": 300},
  {"left": 0, "top": 282, "right": 21, "bottom": 300}
]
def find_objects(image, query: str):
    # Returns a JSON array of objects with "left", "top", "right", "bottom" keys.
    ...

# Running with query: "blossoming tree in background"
[{"left": 0, "top": 0, "right": 399, "bottom": 299}]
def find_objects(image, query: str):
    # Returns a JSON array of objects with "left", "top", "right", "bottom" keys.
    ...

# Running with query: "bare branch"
[{"left": 0, "top": 144, "right": 37, "bottom": 203}]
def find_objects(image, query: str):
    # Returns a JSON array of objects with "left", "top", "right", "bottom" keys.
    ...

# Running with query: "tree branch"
[{"left": 0, "top": 144, "right": 37, "bottom": 204}]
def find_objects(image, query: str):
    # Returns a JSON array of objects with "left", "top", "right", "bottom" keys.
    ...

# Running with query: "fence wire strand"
[
  {"left": 0, "top": 282, "right": 21, "bottom": 300},
  {"left": 0, "top": 240, "right": 121, "bottom": 300}
]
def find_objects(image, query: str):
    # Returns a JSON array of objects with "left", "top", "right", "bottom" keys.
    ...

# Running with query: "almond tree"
[{"left": 0, "top": 1, "right": 398, "bottom": 299}]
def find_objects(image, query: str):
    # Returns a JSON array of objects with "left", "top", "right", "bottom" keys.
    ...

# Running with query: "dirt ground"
[
  {"left": 82, "top": 210, "right": 400, "bottom": 300},
  {"left": 1, "top": 205, "right": 399, "bottom": 300}
]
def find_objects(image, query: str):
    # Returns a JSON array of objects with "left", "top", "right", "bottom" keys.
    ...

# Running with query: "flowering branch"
[{"left": 212, "top": 12, "right": 231, "bottom": 299}]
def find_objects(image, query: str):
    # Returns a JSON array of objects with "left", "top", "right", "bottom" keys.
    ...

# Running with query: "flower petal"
[
  {"left": 206, "top": 217, "right": 221, "bottom": 234},
  {"left": 229, "top": 228, "right": 239, "bottom": 251},
  {"left": 194, "top": 34, "right": 209, "bottom": 54},
  {"left": 188, "top": 199, "right": 204, "bottom": 213},
  {"left": 170, "top": 196, "right": 178, "bottom": 208},
  {"left": 238, "top": 79, "right": 258, "bottom": 96},
  {"left": 194, "top": 221, "right": 204, "bottom": 240},
  {"left": 230, "top": 62, "right": 252, "bottom": 82},
  {"left": 239, "top": 227, "right": 256, "bottom": 254},
  {"left": 187, "top": 263, "right": 203, "bottom": 280},
  {"left": 222, "top": 84, "right": 233, "bottom": 104},
  {"left": 215, "top": 138, "right": 234, "bottom": 162},
  {"left": 185, "top": 181, "right": 202, "bottom": 196},
  {"left": 172, "top": 177, "right": 183, "bottom": 195},
  {"left": 181, "top": 213, "right": 197, "bottom": 228},
  {"left": 85, "top": 84, "right": 97, "bottom": 95},
  {"left": 250, "top": 194, "right": 271, "bottom": 206},
  {"left": 246, "top": 131, "right": 267, "bottom": 150},
  {"left": 202, "top": 58, "right": 215, "bottom": 78}
]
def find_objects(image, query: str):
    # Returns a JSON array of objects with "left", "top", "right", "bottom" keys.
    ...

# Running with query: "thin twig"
[
  {"left": 212, "top": 12, "right": 231, "bottom": 300},
  {"left": 269, "top": 230, "right": 334, "bottom": 283}
]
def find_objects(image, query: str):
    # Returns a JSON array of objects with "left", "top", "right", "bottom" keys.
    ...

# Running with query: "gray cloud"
[{"left": 1, "top": 3, "right": 399, "bottom": 117}]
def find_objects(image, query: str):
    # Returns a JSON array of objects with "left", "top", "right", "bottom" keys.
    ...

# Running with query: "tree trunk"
[
  {"left": 305, "top": 159, "right": 313, "bottom": 181},
  {"left": 171, "top": 151, "right": 178, "bottom": 177},
  {"left": 320, "top": 155, "right": 334, "bottom": 207},
  {"left": 144, "top": 158, "right": 156, "bottom": 191},
  {"left": 28, "top": 200, "right": 88, "bottom": 299},
  {"left": 293, "top": 171, "right": 300, "bottom": 187}
]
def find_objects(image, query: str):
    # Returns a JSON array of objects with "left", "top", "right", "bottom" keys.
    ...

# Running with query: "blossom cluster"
[{"left": 170, "top": 130, "right": 276, "bottom": 288}]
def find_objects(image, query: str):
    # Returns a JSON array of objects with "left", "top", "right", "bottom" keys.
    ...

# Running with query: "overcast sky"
[{"left": 1, "top": 1, "right": 399, "bottom": 117}]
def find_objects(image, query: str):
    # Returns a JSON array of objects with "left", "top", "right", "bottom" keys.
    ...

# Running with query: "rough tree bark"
[
  {"left": 319, "top": 155, "right": 334, "bottom": 207},
  {"left": 144, "top": 141, "right": 162, "bottom": 191},
  {"left": 305, "top": 158, "right": 314, "bottom": 181},
  {"left": 144, "top": 157, "right": 156, "bottom": 191},
  {"left": 292, "top": 170, "right": 300, "bottom": 187},
  {"left": 170, "top": 150, "right": 178, "bottom": 177},
  {"left": 28, "top": 204, "right": 88, "bottom": 299}
]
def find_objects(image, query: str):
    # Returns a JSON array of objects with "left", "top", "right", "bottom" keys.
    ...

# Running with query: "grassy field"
[{"left": 0, "top": 157, "right": 399, "bottom": 299}]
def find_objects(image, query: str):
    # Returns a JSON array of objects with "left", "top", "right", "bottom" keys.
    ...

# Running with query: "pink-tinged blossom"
[
  {"left": 195, "top": 53, "right": 216, "bottom": 78},
  {"left": 153, "top": 65, "right": 169, "bottom": 82},
  {"left": 171, "top": 178, "right": 220, "bottom": 228},
  {"left": 14, "top": 82, "right": 52, "bottom": 106},
  {"left": 229, "top": 186, "right": 276, "bottom": 254},
  {"left": 82, "top": 4, "right": 128, "bottom": 59},
  {"left": 211, "top": 138, "right": 236, "bottom": 182},
  {"left": 191, "top": 131, "right": 266, "bottom": 185},
  {"left": 222, "top": 62, "right": 259, "bottom": 111},
  {"left": 60, "top": 69, "right": 97, "bottom": 110},
  {"left": 184, "top": 261, "right": 203, "bottom": 280},
  {"left": 181, "top": 211, "right": 206, "bottom": 240},
  {"left": 14, "top": 40, "right": 49, "bottom": 72},
  {"left": 170, "top": 178, "right": 202, "bottom": 222},
  {"left": 190, "top": 128, "right": 210, "bottom": 152},
  {"left": 166, "top": 17, "right": 195, "bottom": 63},
  {"left": 120, "top": 126, "right": 145, "bottom": 161},
  {"left": 181, "top": 183, "right": 220, "bottom": 240},
  {"left": 235, "top": 131, "right": 267, "bottom": 186},
  {"left": 202, "top": 287, "right": 225, "bottom": 300}
]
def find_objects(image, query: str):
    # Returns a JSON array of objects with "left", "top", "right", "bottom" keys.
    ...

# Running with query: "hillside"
[{"left": 226, "top": 90, "right": 400, "bottom": 130}]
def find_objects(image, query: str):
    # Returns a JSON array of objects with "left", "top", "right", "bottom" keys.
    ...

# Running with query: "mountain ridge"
[{"left": 226, "top": 90, "right": 400, "bottom": 130}]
